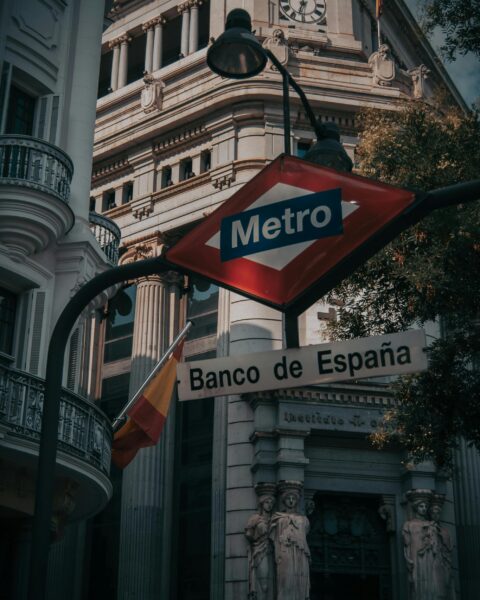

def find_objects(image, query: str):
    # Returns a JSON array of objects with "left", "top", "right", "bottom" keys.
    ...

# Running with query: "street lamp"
[
  {"left": 207, "top": 9, "right": 352, "bottom": 346},
  {"left": 207, "top": 9, "right": 353, "bottom": 172}
]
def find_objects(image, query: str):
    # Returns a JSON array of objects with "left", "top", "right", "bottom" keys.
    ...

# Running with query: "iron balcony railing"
[
  {"left": 0, "top": 363, "right": 111, "bottom": 476},
  {"left": 0, "top": 134, "right": 73, "bottom": 203},
  {"left": 89, "top": 211, "right": 121, "bottom": 265}
]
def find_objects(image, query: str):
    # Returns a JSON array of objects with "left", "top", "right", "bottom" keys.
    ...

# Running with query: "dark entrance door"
[
  {"left": 310, "top": 573, "right": 381, "bottom": 600},
  {"left": 307, "top": 494, "right": 392, "bottom": 600}
]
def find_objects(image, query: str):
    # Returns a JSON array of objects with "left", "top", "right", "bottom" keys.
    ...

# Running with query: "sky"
[{"left": 405, "top": 0, "right": 480, "bottom": 106}]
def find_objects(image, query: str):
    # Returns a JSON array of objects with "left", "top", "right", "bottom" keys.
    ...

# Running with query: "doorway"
[{"left": 307, "top": 494, "right": 392, "bottom": 600}]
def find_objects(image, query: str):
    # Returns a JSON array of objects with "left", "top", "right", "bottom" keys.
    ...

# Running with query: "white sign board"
[{"left": 177, "top": 329, "right": 427, "bottom": 401}]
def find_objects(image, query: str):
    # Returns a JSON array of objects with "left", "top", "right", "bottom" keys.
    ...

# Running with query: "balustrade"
[
  {"left": 0, "top": 362, "right": 111, "bottom": 475},
  {"left": 0, "top": 135, "right": 73, "bottom": 204}
]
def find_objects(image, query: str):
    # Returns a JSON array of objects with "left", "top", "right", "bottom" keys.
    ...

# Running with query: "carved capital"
[
  {"left": 189, "top": 0, "right": 203, "bottom": 7},
  {"left": 178, "top": 2, "right": 190, "bottom": 14},
  {"left": 111, "top": 33, "right": 131, "bottom": 47},
  {"left": 142, "top": 18, "right": 157, "bottom": 31}
]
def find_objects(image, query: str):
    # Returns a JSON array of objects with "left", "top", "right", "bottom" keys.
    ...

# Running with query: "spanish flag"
[
  {"left": 111, "top": 340, "right": 184, "bottom": 469},
  {"left": 376, "top": 0, "right": 383, "bottom": 19}
]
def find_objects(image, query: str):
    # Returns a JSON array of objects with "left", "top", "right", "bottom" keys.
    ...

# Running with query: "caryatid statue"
[
  {"left": 430, "top": 494, "right": 456, "bottom": 600},
  {"left": 269, "top": 481, "right": 311, "bottom": 600},
  {"left": 403, "top": 489, "right": 436, "bottom": 600},
  {"left": 245, "top": 483, "right": 277, "bottom": 600}
]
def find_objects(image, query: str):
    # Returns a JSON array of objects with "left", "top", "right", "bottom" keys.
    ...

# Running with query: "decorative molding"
[
  {"left": 11, "top": 0, "right": 62, "bottom": 50},
  {"left": 92, "top": 157, "right": 131, "bottom": 183},
  {"left": 131, "top": 195, "right": 154, "bottom": 220},
  {"left": 153, "top": 124, "right": 207, "bottom": 153},
  {"left": 210, "top": 163, "right": 235, "bottom": 190}
]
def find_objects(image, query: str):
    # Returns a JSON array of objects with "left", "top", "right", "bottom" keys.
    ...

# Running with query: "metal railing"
[
  {"left": 0, "top": 135, "right": 73, "bottom": 203},
  {"left": 89, "top": 211, "right": 121, "bottom": 265},
  {"left": 0, "top": 363, "right": 111, "bottom": 476}
]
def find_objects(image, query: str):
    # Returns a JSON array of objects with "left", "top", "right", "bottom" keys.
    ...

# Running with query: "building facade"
[
  {"left": 0, "top": 1, "right": 121, "bottom": 598},
  {"left": 9, "top": 0, "right": 479, "bottom": 599}
]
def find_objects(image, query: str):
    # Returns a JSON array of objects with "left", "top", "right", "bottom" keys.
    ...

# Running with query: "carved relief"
[
  {"left": 408, "top": 65, "right": 430, "bottom": 99},
  {"left": 141, "top": 74, "right": 165, "bottom": 113},
  {"left": 262, "top": 29, "right": 290, "bottom": 69},
  {"left": 369, "top": 44, "right": 396, "bottom": 87}
]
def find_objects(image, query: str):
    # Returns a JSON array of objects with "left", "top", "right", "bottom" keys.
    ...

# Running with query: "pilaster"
[{"left": 117, "top": 243, "right": 182, "bottom": 600}]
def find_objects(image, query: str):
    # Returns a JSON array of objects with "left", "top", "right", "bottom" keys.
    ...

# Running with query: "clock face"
[{"left": 280, "top": 0, "right": 326, "bottom": 24}]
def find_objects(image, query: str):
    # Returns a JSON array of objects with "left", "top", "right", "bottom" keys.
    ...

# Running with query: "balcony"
[
  {"left": 0, "top": 135, "right": 74, "bottom": 258},
  {"left": 0, "top": 361, "right": 112, "bottom": 521},
  {"left": 89, "top": 211, "right": 121, "bottom": 265}
]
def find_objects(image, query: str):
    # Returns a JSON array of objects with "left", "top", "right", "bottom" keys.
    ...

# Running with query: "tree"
[
  {"left": 420, "top": 0, "right": 480, "bottom": 60},
  {"left": 327, "top": 100, "right": 480, "bottom": 466}
]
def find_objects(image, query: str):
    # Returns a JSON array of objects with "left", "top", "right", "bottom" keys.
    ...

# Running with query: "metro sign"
[{"left": 166, "top": 155, "right": 417, "bottom": 312}]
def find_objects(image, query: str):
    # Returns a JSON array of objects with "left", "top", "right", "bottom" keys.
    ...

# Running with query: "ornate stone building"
[
  {"left": 0, "top": 0, "right": 123, "bottom": 599},
  {"left": 15, "top": 0, "right": 478, "bottom": 599}
]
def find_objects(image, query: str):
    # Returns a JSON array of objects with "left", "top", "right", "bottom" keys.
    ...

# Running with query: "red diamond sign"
[{"left": 166, "top": 155, "right": 416, "bottom": 312}]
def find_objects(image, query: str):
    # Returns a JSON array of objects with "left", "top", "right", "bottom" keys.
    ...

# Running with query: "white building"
[{"left": 0, "top": 1, "right": 121, "bottom": 598}]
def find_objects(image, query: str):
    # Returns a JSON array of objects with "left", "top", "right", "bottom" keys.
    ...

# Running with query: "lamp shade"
[{"left": 206, "top": 9, "right": 267, "bottom": 79}]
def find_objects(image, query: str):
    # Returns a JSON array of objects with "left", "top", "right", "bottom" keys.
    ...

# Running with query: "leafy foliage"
[
  {"left": 420, "top": 0, "right": 480, "bottom": 60},
  {"left": 328, "top": 101, "right": 480, "bottom": 465}
]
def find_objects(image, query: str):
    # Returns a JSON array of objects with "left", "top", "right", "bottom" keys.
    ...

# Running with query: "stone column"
[
  {"left": 188, "top": 0, "right": 202, "bottom": 54},
  {"left": 117, "top": 264, "right": 182, "bottom": 600},
  {"left": 143, "top": 21, "right": 155, "bottom": 73},
  {"left": 179, "top": 2, "right": 190, "bottom": 57},
  {"left": 109, "top": 41, "right": 120, "bottom": 91},
  {"left": 453, "top": 439, "right": 480, "bottom": 598},
  {"left": 118, "top": 34, "right": 131, "bottom": 89},
  {"left": 152, "top": 17, "right": 166, "bottom": 71}
]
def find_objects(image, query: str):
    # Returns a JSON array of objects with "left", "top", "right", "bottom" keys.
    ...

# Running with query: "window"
[
  {"left": 98, "top": 51, "right": 113, "bottom": 98},
  {"left": 161, "top": 166, "right": 173, "bottom": 188},
  {"left": 127, "top": 35, "right": 147, "bottom": 84},
  {"left": 122, "top": 181, "right": 133, "bottom": 204},
  {"left": 5, "top": 85, "right": 35, "bottom": 135},
  {"left": 102, "top": 189, "right": 116, "bottom": 211},
  {"left": 104, "top": 286, "right": 136, "bottom": 363},
  {"left": 180, "top": 158, "right": 194, "bottom": 181},
  {"left": 163, "top": 15, "right": 182, "bottom": 66},
  {"left": 0, "top": 288, "right": 17, "bottom": 355},
  {"left": 296, "top": 141, "right": 312, "bottom": 159},
  {"left": 186, "top": 278, "right": 218, "bottom": 341},
  {"left": 200, "top": 150, "right": 211, "bottom": 173},
  {"left": 198, "top": 3, "right": 210, "bottom": 50}
]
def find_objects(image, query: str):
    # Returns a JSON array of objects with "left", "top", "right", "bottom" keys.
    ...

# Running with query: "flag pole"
[
  {"left": 376, "top": 0, "right": 382, "bottom": 48},
  {"left": 112, "top": 320, "right": 193, "bottom": 431}
]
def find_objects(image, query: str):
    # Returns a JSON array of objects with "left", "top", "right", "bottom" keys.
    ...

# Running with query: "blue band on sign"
[{"left": 220, "top": 188, "right": 343, "bottom": 262}]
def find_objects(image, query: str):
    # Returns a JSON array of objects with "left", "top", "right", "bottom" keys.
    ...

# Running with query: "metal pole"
[
  {"left": 263, "top": 48, "right": 322, "bottom": 139},
  {"left": 27, "top": 256, "right": 180, "bottom": 600},
  {"left": 112, "top": 320, "right": 193, "bottom": 430},
  {"left": 424, "top": 179, "right": 480, "bottom": 209}
]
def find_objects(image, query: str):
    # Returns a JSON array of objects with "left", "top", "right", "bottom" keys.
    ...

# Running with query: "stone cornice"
[
  {"left": 92, "top": 157, "right": 131, "bottom": 185},
  {"left": 246, "top": 383, "right": 396, "bottom": 409}
]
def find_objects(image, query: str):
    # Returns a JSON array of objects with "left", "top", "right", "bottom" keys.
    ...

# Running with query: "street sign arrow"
[{"left": 166, "top": 155, "right": 416, "bottom": 312}]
